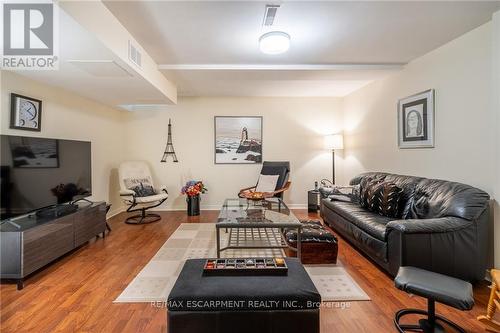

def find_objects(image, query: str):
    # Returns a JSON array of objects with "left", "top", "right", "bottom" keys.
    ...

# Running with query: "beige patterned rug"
[{"left": 114, "top": 223, "right": 370, "bottom": 303}]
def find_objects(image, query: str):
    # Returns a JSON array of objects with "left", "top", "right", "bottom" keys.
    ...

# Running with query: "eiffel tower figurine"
[{"left": 161, "top": 119, "right": 179, "bottom": 162}]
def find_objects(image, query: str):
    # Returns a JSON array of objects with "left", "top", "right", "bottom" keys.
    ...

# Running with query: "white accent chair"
[{"left": 119, "top": 161, "right": 168, "bottom": 224}]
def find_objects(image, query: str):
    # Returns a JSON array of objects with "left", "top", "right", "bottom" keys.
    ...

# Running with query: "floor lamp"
[{"left": 324, "top": 134, "right": 344, "bottom": 184}]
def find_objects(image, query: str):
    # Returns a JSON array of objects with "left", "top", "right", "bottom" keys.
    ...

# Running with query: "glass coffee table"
[{"left": 216, "top": 198, "right": 302, "bottom": 260}]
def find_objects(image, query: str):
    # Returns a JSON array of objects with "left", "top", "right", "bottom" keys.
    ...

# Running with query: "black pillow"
[
  {"left": 361, "top": 180, "right": 403, "bottom": 218},
  {"left": 328, "top": 185, "right": 360, "bottom": 203},
  {"left": 359, "top": 177, "right": 380, "bottom": 208},
  {"left": 131, "top": 183, "right": 157, "bottom": 197},
  {"left": 318, "top": 186, "right": 335, "bottom": 199}
]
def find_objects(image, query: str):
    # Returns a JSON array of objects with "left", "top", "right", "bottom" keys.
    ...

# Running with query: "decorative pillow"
[
  {"left": 318, "top": 186, "right": 334, "bottom": 199},
  {"left": 131, "top": 183, "right": 157, "bottom": 197},
  {"left": 374, "top": 182, "right": 403, "bottom": 218},
  {"left": 124, "top": 177, "right": 153, "bottom": 189},
  {"left": 124, "top": 177, "right": 156, "bottom": 197},
  {"left": 328, "top": 185, "right": 360, "bottom": 203},
  {"left": 255, "top": 174, "right": 279, "bottom": 193},
  {"left": 361, "top": 180, "right": 403, "bottom": 218},
  {"left": 359, "top": 177, "right": 381, "bottom": 208}
]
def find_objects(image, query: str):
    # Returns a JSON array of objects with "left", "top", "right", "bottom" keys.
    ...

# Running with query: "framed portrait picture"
[
  {"left": 398, "top": 89, "right": 435, "bottom": 148},
  {"left": 10, "top": 93, "right": 42, "bottom": 132},
  {"left": 214, "top": 116, "right": 262, "bottom": 164},
  {"left": 9, "top": 136, "right": 59, "bottom": 168}
]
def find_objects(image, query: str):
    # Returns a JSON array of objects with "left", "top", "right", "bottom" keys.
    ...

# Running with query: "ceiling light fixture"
[{"left": 259, "top": 31, "right": 290, "bottom": 55}]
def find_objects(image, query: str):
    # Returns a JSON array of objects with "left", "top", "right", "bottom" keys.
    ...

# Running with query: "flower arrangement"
[{"left": 181, "top": 181, "right": 208, "bottom": 197}]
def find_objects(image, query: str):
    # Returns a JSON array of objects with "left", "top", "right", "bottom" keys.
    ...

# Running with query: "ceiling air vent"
[
  {"left": 262, "top": 5, "right": 280, "bottom": 26},
  {"left": 128, "top": 40, "right": 142, "bottom": 68}
]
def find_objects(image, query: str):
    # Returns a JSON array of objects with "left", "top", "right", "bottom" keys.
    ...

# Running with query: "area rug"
[{"left": 114, "top": 223, "right": 370, "bottom": 303}]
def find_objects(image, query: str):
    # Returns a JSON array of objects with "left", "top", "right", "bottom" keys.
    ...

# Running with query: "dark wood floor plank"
[{"left": 0, "top": 210, "right": 490, "bottom": 332}]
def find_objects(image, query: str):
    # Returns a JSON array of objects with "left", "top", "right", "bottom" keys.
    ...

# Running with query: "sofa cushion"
[
  {"left": 322, "top": 200, "right": 392, "bottom": 241},
  {"left": 321, "top": 200, "right": 389, "bottom": 263},
  {"left": 409, "top": 179, "right": 490, "bottom": 220}
]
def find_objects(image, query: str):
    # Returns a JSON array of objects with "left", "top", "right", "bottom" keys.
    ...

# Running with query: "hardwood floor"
[{"left": 0, "top": 210, "right": 492, "bottom": 333}]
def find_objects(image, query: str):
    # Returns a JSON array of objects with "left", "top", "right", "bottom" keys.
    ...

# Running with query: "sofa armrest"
[
  {"left": 386, "top": 217, "right": 472, "bottom": 234},
  {"left": 386, "top": 214, "right": 487, "bottom": 282}
]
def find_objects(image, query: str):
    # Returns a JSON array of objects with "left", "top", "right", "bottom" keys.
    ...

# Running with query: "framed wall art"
[
  {"left": 214, "top": 116, "right": 262, "bottom": 164},
  {"left": 398, "top": 89, "right": 435, "bottom": 148}
]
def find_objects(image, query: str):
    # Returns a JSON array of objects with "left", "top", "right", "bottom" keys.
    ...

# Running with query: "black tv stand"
[
  {"left": 72, "top": 197, "right": 93, "bottom": 204},
  {"left": 35, "top": 204, "right": 79, "bottom": 218},
  {"left": 1, "top": 202, "right": 107, "bottom": 290}
]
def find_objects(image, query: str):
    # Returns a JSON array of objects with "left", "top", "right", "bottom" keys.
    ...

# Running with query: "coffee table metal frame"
[{"left": 216, "top": 198, "right": 302, "bottom": 260}]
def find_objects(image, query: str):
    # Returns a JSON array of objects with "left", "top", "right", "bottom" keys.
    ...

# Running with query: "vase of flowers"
[{"left": 181, "top": 181, "right": 207, "bottom": 216}]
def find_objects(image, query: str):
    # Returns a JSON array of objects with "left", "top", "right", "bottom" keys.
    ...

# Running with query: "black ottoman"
[
  {"left": 167, "top": 258, "right": 321, "bottom": 333},
  {"left": 284, "top": 220, "right": 338, "bottom": 264},
  {"left": 394, "top": 266, "right": 474, "bottom": 333}
]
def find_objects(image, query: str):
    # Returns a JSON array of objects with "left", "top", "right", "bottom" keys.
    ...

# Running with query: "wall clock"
[{"left": 10, "top": 93, "right": 42, "bottom": 132}]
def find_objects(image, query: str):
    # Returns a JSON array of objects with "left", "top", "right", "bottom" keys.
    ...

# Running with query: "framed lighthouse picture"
[
  {"left": 214, "top": 116, "right": 262, "bottom": 164},
  {"left": 10, "top": 93, "right": 42, "bottom": 131}
]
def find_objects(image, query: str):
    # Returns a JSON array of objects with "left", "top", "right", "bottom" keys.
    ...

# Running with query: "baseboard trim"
[{"left": 107, "top": 207, "right": 125, "bottom": 219}]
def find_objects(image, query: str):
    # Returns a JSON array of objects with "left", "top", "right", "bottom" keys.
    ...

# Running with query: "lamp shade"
[{"left": 324, "top": 134, "right": 344, "bottom": 150}]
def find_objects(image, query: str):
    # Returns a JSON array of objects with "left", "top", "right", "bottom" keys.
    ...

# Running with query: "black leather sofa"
[{"left": 320, "top": 172, "right": 490, "bottom": 282}]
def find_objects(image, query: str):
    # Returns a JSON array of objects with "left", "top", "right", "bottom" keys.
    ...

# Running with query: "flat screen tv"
[{"left": 0, "top": 135, "right": 91, "bottom": 220}]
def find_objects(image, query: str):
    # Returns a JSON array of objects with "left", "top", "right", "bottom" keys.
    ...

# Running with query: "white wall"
[
  {"left": 0, "top": 71, "right": 126, "bottom": 216},
  {"left": 342, "top": 22, "right": 498, "bottom": 267},
  {"left": 123, "top": 97, "right": 343, "bottom": 209},
  {"left": 492, "top": 11, "right": 500, "bottom": 269}
]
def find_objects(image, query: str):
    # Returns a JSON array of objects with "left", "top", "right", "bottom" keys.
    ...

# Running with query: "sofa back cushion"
[
  {"left": 409, "top": 178, "right": 490, "bottom": 220},
  {"left": 352, "top": 172, "right": 490, "bottom": 221}
]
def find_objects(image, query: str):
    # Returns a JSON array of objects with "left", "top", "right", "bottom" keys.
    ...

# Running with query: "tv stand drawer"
[
  {"left": 23, "top": 216, "right": 74, "bottom": 276},
  {"left": 74, "top": 204, "right": 106, "bottom": 247}
]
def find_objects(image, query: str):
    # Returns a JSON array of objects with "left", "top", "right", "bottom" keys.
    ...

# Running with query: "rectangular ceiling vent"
[
  {"left": 128, "top": 40, "right": 142, "bottom": 68},
  {"left": 262, "top": 5, "right": 280, "bottom": 26}
]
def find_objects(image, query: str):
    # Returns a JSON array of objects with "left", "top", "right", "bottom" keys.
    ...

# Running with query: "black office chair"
[{"left": 238, "top": 161, "right": 291, "bottom": 199}]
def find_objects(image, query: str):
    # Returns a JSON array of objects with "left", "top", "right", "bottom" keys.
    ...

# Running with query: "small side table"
[{"left": 308, "top": 190, "right": 321, "bottom": 212}]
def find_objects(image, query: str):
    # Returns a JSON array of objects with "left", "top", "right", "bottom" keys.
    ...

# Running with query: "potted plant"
[{"left": 181, "top": 181, "right": 208, "bottom": 216}]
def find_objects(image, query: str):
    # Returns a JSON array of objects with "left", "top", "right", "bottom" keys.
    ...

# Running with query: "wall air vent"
[
  {"left": 263, "top": 5, "right": 280, "bottom": 26},
  {"left": 128, "top": 40, "right": 142, "bottom": 68}
]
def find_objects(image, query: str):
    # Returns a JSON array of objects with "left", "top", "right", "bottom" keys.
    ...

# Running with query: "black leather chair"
[
  {"left": 394, "top": 266, "right": 474, "bottom": 333},
  {"left": 239, "top": 161, "right": 291, "bottom": 199}
]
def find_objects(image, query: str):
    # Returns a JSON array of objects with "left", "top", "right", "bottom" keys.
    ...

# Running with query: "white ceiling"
[
  {"left": 104, "top": 1, "right": 500, "bottom": 64},
  {"left": 103, "top": 1, "right": 500, "bottom": 97},
  {"left": 160, "top": 67, "right": 400, "bottom": 97},
  {"left": 11, "top": 2, "right": 500, "bottom": 103},
  {"left": 14, "top": 7, "right": 170, "bottom": 108}
]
